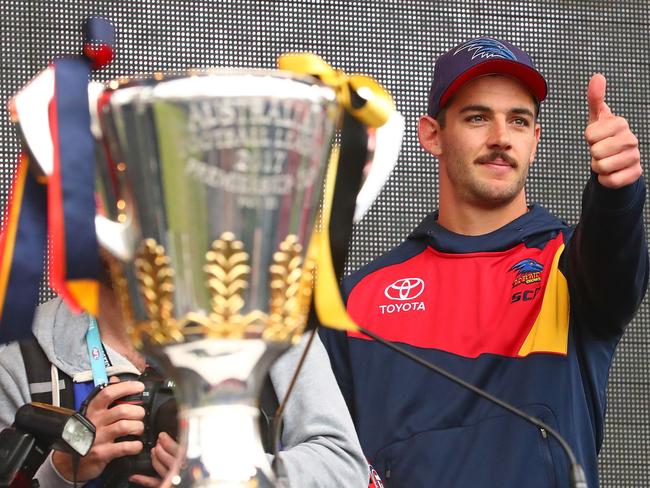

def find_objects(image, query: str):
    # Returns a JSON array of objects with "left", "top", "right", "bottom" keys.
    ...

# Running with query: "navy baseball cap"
[{"left": 427, "top": 38, "right": 547, "bottom": 117}]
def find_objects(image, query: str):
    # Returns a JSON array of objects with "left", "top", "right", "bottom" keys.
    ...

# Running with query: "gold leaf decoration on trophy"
[
  {"left": 297, "top": 255, "right": 316, "bottom": 331},
  {"left": 133, "top": 239, "right": 183, "bottom": 345},
  {"left": 204, "top": 232, "right": 252, "bottom": 338},
  {"left": 265, "top": 235, "right": 314, "bottom": 342}
]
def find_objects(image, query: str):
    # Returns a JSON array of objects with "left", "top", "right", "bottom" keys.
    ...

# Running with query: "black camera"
[{"left": 102, "top": 367, "right": 178, "bottom": 487}]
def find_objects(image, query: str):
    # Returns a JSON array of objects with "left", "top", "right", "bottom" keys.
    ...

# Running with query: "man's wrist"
[
  {"left": 35, "top": 452, "right": 76, "bottom": 487},
  {"left": 51, "top": 450, "right": 76, "bottom": 482}
]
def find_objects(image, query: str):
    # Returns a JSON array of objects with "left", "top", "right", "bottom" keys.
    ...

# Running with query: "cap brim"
[{"left": 439, "top": 59, "right": 547, "bottom": 110}]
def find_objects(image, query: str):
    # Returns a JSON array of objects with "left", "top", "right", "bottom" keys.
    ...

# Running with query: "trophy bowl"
[{"left": 92, "top": 70, "right": 340, "bottom": 487}]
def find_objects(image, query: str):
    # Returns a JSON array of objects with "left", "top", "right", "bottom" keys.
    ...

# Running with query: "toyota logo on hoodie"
[{"left": 380, "top": 278, "right": 426, "bottom": 314}]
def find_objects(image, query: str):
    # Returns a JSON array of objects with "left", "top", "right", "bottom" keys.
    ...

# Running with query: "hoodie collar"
[
  {"left": 409, "top": 204, "right": 568, "bottom": 253},
  {"left": 33, "top": 297, "right": 140, "bottom": 378}
]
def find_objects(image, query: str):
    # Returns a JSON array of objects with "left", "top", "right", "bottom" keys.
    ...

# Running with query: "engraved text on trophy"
[{"left": 184, "top": 97, "right": 327, "bottom": 210}]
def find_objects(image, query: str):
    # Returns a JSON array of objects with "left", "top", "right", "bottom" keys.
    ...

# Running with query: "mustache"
[{"left": 474, "top": 152, "right": 518, "bottom": 167}]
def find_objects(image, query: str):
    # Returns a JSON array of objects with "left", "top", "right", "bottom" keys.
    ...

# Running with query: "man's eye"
[
  {"left": 466, "top": 115, "right": 485, "bottom": 123},
  {"left": 513, "top": 118, "right": 530, "bottom": 127}
]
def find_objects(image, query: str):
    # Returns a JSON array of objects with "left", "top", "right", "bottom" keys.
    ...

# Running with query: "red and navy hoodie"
[{"left": 320, "top": 175, "right": 648, "bottom": 488}]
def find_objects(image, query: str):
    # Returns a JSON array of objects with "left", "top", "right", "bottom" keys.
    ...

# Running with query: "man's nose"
[{"left": 487, "top": 119, "right": 512, "bottom": 149}]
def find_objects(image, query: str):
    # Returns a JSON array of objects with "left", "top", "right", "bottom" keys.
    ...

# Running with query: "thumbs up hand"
[{"left": 585, "top": 74, "right": 641, "bottom": 188}]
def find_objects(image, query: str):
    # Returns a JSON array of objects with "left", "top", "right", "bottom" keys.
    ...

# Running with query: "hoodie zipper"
[{"left": 539, "top": 428, "right": 557, "bottom": 487}]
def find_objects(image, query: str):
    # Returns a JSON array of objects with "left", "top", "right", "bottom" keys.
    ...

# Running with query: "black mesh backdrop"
[{"left": 1, "top": 1, "right": 648, "bottom": 485}]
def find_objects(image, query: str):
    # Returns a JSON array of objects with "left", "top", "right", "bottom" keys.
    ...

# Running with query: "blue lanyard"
[{"left": 85, "top": 316, "right": 109, "bottom": 386}]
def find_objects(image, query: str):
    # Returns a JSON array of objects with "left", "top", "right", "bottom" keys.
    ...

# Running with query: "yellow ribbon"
[
  {"left": 306, "top": 147, "right": 360, "bottom": 332},
  {"left": 277, "top": 52, "right": 394, "bottom": 128},
  {"left": 278, "top": 53, "right": 396, "bottom": 333}
]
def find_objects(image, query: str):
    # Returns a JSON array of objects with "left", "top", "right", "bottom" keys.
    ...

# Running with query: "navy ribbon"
[
  {"left": 0, "top": 154, "right": 47, "bottom": 343},
  {"left": 48, "top": 17, "right": 114, "bottom": 315}
]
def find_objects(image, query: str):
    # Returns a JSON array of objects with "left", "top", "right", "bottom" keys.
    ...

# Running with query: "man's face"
[{"left": 425, "top": 75, "right": 541, "bottom": 209}]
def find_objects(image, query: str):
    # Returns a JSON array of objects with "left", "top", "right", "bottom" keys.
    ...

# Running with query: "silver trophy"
[{"left": 91, "top": 70, "right": 339, "bottom": 487}]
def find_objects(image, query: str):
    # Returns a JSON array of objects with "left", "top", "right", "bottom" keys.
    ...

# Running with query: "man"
[
  {"left": 0, "top": 283, "right": 176, "bottom": 487},
  {"left": 0, "top": 280, "right": 368, "bottom": 487},
  {"left": 320, "top": 37, "right": 647, "bottom": 487}
]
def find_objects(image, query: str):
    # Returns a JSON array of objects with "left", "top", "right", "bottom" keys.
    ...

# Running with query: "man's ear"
[
  {"left": 418, "top": 115, "right": 442, "bottom": 156},
  {"left": 529, "top": 122, "right": 542, "bottom": 164}
]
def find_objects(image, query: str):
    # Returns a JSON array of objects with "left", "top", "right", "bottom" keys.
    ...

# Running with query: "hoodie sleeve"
[
  {"left": 269, "top": 332, "right": 368, "bottom": 488},
  {"left": 566, "top": 174, "right": 648, "bottom": 338},
  {"left": 0, "top": 342, "right": 78, "bottom": 487},
  {"left": 0, "top": 342, "right": 31, "bottom": 429}
]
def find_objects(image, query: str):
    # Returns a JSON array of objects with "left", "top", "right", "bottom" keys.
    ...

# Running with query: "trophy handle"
[
  {"left": 89, "top": 82, "right": 143, "bottom": 262},
  {"left": 353, "top": 110, "right": 404, "bottom": 223},
  {"left": 94, "top": 213, "right": 139, "bottom": 262},
  {"left": 12, "top": 75, "right": 139, "bottom": 263},
  {"left": 10, "top": 68, "right": 56, "bottom": 177}
]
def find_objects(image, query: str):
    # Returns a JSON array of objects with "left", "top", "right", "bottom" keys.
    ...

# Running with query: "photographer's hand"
[
  {"left": 128, "top": 432, "right": 180, "bottom": 487},
  {"left": 52, "top": 377, "right": 146, "bottom": 482}
]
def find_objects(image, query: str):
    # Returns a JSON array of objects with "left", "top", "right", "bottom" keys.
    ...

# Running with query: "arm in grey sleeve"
[
  {"left": 35, "top": 454, "right": 76, "bottom": 487},
  {"left": 0, "top": 343, "right": 75, "bottom": 487},
  {"left": 269, "top": 332, "right": 368, "bottom": 488},
  {"left": 0, "top": 343, "right": 30, "bottom": 428}
]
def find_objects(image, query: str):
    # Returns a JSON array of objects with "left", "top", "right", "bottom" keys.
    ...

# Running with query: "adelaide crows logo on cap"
[
  {"left": 454, "top": 38, "right": 517, "bottom": 61},
  {"left": 509, "top": 258, "right": 543, "bottom": 288}
]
